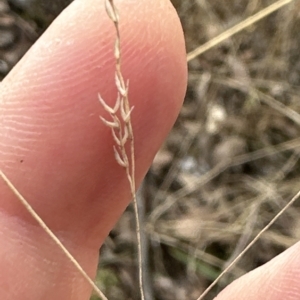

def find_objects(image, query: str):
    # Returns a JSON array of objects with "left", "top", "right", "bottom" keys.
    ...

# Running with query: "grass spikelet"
[{"left": 99, "top": 1, "right": 145, "bottom": 300}]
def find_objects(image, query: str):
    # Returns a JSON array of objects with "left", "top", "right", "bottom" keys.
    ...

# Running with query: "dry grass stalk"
[
  {"left": 187, "top": 0, "right": 295, "bottom": 62},
  {"left": 0, "top": 170, "right": 108, "bottom": 300},
  {"left": 99, "top": 1, "right": 145, "bottom": 300},
  {"left": 1, "top": 0, "right": 299, "bottom": 299},
  {"left": 184, "top": 0, "right": 300, "bottom": 298},
  {"left": 0, "top": 0, "right": 142, "bottom": 299},
  {"left": 196, "top": 189, "right": 300, "bottom": 300}
]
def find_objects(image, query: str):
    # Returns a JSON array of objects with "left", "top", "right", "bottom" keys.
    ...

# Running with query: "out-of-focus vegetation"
[
  {"left": 99, "top": 1, "right": 300, "bottom": 299},
  {"left": 2, "top": 1, "right": 300, "bottom": 299},
  {"left": 0, "top": 0, "right": 72, "bottom": 79}
]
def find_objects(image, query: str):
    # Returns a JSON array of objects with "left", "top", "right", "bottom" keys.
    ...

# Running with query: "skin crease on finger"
[{"left": 0, "top": 0, "right": 187, "bottom": 299}]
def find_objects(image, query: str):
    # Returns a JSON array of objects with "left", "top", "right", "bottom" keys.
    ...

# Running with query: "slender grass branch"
[
  {"left": 196, "top": 189, "right": 300, "bottom": 300},
  {"left": 0, "top": 170, "right": 108, "bottom": 300},
  {"left": 187, "top": 0, "right": 295, "bottom": 62},
  {"left": 100, "top": 1, "right": 145, "bottom": 299}
]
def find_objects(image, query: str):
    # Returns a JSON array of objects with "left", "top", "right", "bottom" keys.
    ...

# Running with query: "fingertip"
[
  {"left": 216, "top": 241, "right": 300, "bottom": 300},
  {"left": 0, "top": 1, "right": 187, "bottom": 298},
  {"left": 0, "top": 0, "right": 187, "bottom": 239}
]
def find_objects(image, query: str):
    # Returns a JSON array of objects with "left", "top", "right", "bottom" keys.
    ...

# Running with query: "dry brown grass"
[
  {"left": 98, "top": 0, "right": 300, "bottom": 299},
  {"left": 2, "top": 0, "right": 300, "bottom": 299}
]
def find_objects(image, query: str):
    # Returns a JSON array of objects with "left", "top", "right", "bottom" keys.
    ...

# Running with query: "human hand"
[
  {"left": 0, "top": 0, "right": 186, "bottom": 298},
  {"left": 215, "top": 240, "right": 300, "bottom": 300},
  {"left": 0, "top": 0, "right": 299, "bottom": 300}
]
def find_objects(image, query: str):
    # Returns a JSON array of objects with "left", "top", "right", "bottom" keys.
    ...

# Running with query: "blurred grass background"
[{"left": 1, "top": 0, "right": 300, "bottom": 299}]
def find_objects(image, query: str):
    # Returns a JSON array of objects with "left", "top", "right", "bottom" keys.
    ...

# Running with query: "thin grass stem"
[
  {"left": 187, "top": 0, "right": 295, "bottom": 62},
  {"left": 196, "top": 189, "right": 300, "bottom": 300},
  {"left": 101, "top": 1, "right": 145, "bottom": 299},
  {"left": 0, "top": 170, "right": 108, "bottom": 300}
]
